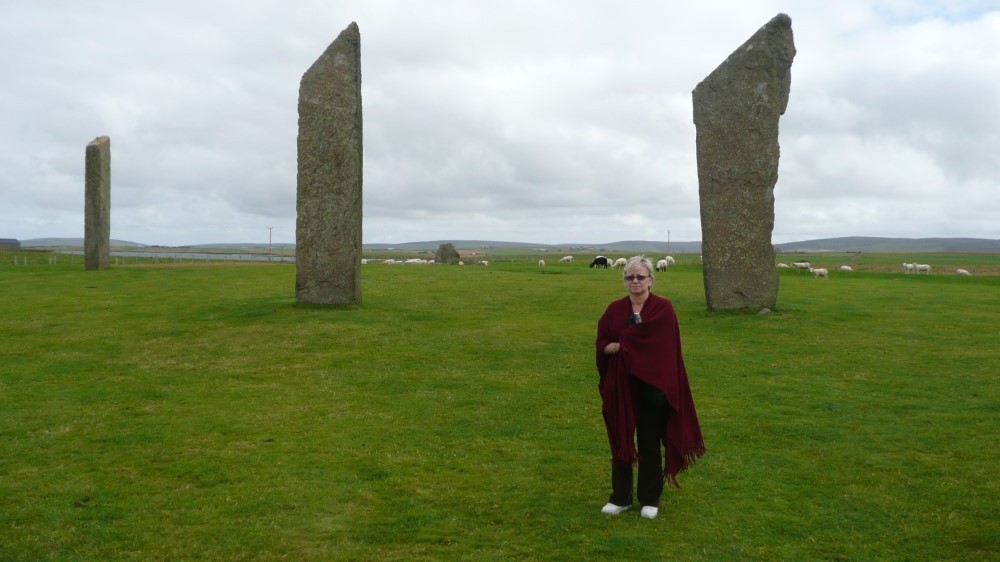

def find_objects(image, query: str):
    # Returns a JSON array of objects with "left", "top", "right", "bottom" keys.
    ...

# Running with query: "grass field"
[{"left": 1, "top": 254, "right": 997, "bottom": 561}]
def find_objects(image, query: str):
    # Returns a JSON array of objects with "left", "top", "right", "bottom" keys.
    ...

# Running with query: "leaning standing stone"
[
  {"left": 693, "top": 13, "right": 795, "bottom": 311},
  {"left": 84, "top": 136, "right": 111, "bottom": 270},
  {"left": 296, "top": 22, "right": 363, "bottom": 305}
]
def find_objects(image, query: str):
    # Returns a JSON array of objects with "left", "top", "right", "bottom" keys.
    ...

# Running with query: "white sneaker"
[
  {"left": 601, "top": 502, "right": 631, "bottom": 515},
  {"left": 640, "top": 506, "right": 659, "bottom": 519}
]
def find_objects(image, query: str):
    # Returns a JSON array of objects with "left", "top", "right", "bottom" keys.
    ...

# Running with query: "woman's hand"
[{"left": 604, "top": 342, "right": 621, "bottom": 355}]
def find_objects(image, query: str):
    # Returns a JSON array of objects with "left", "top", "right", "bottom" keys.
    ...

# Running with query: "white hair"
[{"left": 622, "top": 255, "right": 654, "bottom": 281}]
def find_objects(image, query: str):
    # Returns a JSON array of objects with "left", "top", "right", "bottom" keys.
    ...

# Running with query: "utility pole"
[
  {"left": 267, "top": 227, "right": 273, "bottom": 262},
  {"left": 667, "top": 229, "right": 670, "bottom": 255}
]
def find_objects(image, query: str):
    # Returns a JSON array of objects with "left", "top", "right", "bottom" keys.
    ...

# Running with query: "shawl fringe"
[{"left": 665, "top": 441, "right": 707, "bottom": 488}]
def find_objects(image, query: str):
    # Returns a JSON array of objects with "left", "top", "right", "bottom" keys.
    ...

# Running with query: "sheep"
[
  {"left": 656, "top": 259, "right": 669, "bottom": 272},
  {"left": 839, "top": 265, "right": 854, "bottom": 272},
  {"left": 538, "top": 259, "right": 545, "bottom": 268},
  {"left": 915, "top": 263, "right": 931, "bottom": 274},
  {"left": 792, "top": 261, "right": 811, "bottom": 271},
  {"left": 664, "top": 256, "right": 675, "bottom": 265},
  {"left": 902, "top": 262, "right": 916, "bottom": 274},
  {"left": 777, "top": 263, "right": 790, "bottom": 268},
  {"left": 480, "top": 260, "right": 490, "bottom": 266},
  {"left": 956, "top": 268, "right": 971, "bottom": 276},
  {"left": 809, "top": 267, "right": 829, "bottom": 279},
  {"left": 612, "top": 258, "right": 628, "bottom": 269},
  {"left": 589, "top": 256, "right": 610, "bottom": 269},
  {"left": 559, "top": 256, "right": 574, "bottom": 263}
]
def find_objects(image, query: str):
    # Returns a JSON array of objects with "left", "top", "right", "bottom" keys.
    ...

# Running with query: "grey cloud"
[{"left": 1, "top": 1, "right": 997, "bottom": 245}]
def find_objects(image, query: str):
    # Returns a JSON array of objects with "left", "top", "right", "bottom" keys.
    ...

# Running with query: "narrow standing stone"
[
  {"left": 693, "top": 13, "right": 795, "bottom": 311},
  {"left": 296, "top": 22, "right": 363, "bottom": 305},
  {"left": 84, "top": 136, "right": 111, "bottom": 270}
]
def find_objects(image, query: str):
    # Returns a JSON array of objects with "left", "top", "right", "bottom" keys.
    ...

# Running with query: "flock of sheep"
[
  {"left": 536, "top": 255, "right": 679, "bottom": 270},
  {"left": 537, "top": 256, "right": 976, "bottom": 278},
  {"left": 776, "top": 261, "right": 834, "bottom": 278},
  {"left": 367, "top": 255, "right": 975, "bottom": 277},
  {"left": 361, "top": 258, "right": 490, "bottom": 266},
  {"left": 776, "top": 261, "right": 974, "bottom": 277}
]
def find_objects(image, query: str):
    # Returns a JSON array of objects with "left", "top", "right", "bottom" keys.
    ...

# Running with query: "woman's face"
[{"left": 623, "top": 265, "right": 653, "bottom": 296}]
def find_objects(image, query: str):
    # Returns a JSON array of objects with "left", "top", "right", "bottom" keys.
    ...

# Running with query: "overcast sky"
[{"left": 1, "top": 1, "right": 997, "bottom": 246}]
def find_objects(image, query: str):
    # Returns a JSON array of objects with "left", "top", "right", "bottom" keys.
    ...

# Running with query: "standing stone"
[
  {"left": 296, "top": 22, "right": 363, "bottom": 305},
  {"left": 434, "top": 243, "right": 460, "bottom": 264},
  {"left": 693, "top": 13, "right": 795, "bottom": 311},
  {"left": 84, "top": 136, "right": 111, "bottom": 270}
]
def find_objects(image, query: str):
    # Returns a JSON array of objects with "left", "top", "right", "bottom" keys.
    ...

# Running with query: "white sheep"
[
  {"left": 902, "top": 262, "right": 916, "bottom": 274},
  {"left": 656, "top": 259, "right": 669, "bottom": 272},
  {"left": 664, "top": 256, "right": 675, "bottom": 265},
  {"left": 538, "top": 259, "right": 545, "bottom": 268},
  {"left": 559, "top": 256, "right": 574, "bottom": 263},
  {"left": 777, "top": 263, "right": 790, "bottom": 268},
  {"left": 809, "top": 267, "right": 829, "bottom": 279},
  {"left": 480, "top": 260, "right": 489, "bottom": 266},
  {"left": 792, "top": 261, "right": 811, "bottom": 271},
  {"left": 839, "top": 265, "right": 854, "bottom": 272},
  {"left": 915, "top": 263, "right": 931, "bottom": 274},
  {"left": 612, "top": 258, "right": 627, "bottom": 269},
  {"left": 956, "top": 268, "right": 971, "bottom": 276}
]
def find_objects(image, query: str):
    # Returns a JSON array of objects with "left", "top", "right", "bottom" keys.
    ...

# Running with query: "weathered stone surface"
[
  {"left": 84, "top": 136, "right": 111, "bottom": 270},
  {"left": 296, "top": 22, "right": 363, "bottom": 305},
  {"left": 434, "top": 243, "right": 460, "bottom": 264},
  {"left": 693, "top": 13, "right": 794, "bottom": 311}
]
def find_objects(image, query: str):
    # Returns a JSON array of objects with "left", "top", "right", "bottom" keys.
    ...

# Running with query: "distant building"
[{"left": 0, "top": 238, "right": 21, "bottom": 251}]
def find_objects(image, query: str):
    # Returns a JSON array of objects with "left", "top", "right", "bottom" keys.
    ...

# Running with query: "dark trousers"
[{"left": 609, "top": 377, "right": 673, "bottom": 508}]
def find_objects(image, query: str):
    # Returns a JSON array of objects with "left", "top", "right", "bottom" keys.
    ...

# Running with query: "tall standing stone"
[
  {"left": 84, "top": 136, "right": 111, "bottom": 270},
  {"left": 296, "top": 22, "right": 363, "bottom": 305},
  {"left": 693, "top": 13, "right": 795, "bottom": 311}
]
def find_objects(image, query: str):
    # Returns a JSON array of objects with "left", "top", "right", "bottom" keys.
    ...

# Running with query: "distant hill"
[
  {"left": 773, "top": 237, "right": 1000, "bottom": 253},
  {"left": 360, "top": 239, "right": 704, "bottom": 253},
  {"left": 21, "top": 238, "right": 146, "bottom": 248},
  {"left": 361, "top": 237, "right": 1000, "bottom": 253},
  {"left": 18, "top": 236, "right": 1000, "bottom": 253},
  {"left": 187, "top": 242, "right": 296, "bottom": 250}
]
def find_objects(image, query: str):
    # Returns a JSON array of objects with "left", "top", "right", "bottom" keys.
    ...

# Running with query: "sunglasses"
[{"left": 624, "top": 275, "right": 649, "bottom": 281}]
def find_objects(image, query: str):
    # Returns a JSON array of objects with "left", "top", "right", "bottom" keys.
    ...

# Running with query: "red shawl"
[{"left": 596, "top": 293, "right": 705, "bottom": 487}]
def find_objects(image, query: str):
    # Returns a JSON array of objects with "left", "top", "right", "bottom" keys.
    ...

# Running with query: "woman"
[{"left": 595, "top": 255, "right": 705, "bottom": 519}]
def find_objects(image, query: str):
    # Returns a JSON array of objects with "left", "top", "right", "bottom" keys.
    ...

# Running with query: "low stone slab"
[{"left": 435, "top": 243, "right": 460, "bottom": 264}]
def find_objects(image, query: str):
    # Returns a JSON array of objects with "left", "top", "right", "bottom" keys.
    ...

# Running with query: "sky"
[{"left": 1, "top": 1, "right": 998, "bottom": 246}]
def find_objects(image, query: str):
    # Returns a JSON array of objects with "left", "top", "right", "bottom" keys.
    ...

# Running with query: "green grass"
[{"left": 1, "top": 256, "right": 997, "bottom": 561}]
